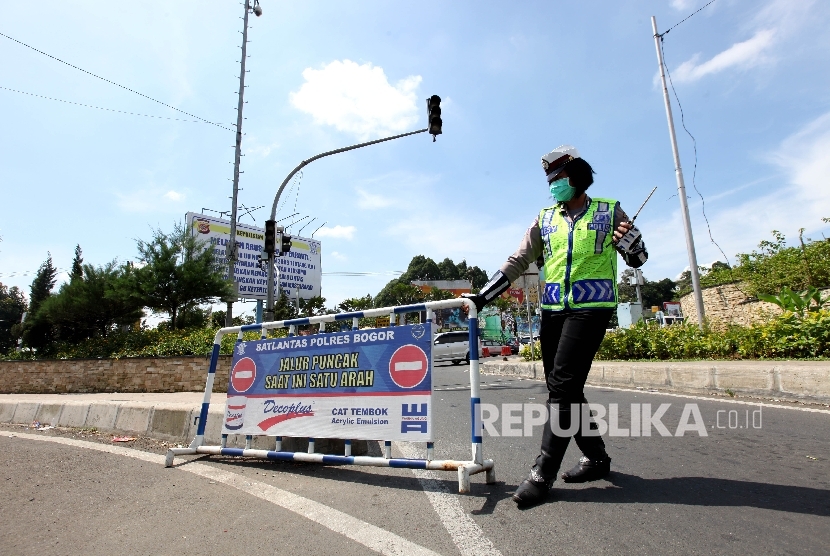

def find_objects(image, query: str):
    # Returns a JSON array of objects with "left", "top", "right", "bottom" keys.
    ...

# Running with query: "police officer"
[{"left": 464, "top": 145, "right": 648, "bottom": 506}]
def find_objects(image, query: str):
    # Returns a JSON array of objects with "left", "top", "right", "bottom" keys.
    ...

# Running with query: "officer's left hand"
[{"left": 613, "top": 221, "right": 633, "bottom": 244}]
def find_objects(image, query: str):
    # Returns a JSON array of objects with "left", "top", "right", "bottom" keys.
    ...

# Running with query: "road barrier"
[{"left": 165, "top": 299, "right": 495, "bottom": 493}]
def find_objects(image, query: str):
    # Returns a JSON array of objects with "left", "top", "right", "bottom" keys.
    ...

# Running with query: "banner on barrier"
[{"left": 223, "top": 324, "right": 433, "bottom": 441}]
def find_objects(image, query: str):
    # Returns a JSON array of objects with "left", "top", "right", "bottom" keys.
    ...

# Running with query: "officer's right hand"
[{"left": 460, "top": 293, "right": 486, "bottom": 313}]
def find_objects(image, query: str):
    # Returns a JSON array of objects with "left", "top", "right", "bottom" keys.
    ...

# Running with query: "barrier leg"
[
  {"left": 485, "top": 466, "right": 496, "bottom": 484},
  {"left": 427, "top": 442, "right": 434, "bottom": 460},
  {"left": 458, "top": 465, "right": 471, "bottom": 494},
  {"left": 308, "top": 438, "right": 316, "bottom": 454},
  {"left": 384, "top": 441, "right": 391, "bottom": 459},
  {"left": 245, "top": 435, "right": 252, "bottom": 449},
  {"left": 221, "top": 434, "right": 228, "bottom": 448},
  {"left": 275, "top": 436, "right": 282, "bottom": 451},
  {"left": 189, "top": 341, "right": 222, "bottom": 450},
  {"left": 345, "top": 439, "right": 352, "bottom": 456}
]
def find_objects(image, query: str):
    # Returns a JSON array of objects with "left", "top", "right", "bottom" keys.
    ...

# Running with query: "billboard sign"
[
  {"left": 222, "top": 324, "right": 433, "bottom": 441},
  {"left": 185, "top": 212, "right": 321, "bottom": 301}
]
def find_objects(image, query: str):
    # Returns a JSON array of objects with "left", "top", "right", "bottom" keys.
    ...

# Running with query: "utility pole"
[
  {"left": 651, "top": 16, "right": 705, "bottom": 326},
  {"left": 226, "top": 0, "right": 261, "bottom": 326}
]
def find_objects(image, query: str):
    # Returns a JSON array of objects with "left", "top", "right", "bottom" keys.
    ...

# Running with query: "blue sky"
[{"left": 2, "top": 0, "right": 830, "bottom": 320}]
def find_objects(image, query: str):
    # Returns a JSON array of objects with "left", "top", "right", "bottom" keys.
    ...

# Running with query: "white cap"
[{"left": 541, "top": 145, "right": 580, "bottom": 181}]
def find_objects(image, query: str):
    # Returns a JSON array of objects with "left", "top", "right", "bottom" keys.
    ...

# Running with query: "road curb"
[
  {"left": 480, "top": 360, "right": 830, "bottom": 404},
  {"left": 0, "top": 399, "right": 371, "bottom": 454}
]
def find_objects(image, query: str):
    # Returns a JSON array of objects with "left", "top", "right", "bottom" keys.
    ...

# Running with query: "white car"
[{"left": 432, "top": 331, "right": 483, "bottom": 365}]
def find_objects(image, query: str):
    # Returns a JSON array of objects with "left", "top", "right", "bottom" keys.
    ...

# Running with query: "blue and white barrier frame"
[{"left": 165, "top": 298, "right": 496, "bottom": 494}]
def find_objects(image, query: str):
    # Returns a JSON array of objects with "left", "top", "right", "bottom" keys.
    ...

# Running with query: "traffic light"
[
  {"left": 280, "top": 233, "right": 292, "bottom": 255},
  {"left": 264, "top": 220, "right": 276, "bottom": 254},
  {"left": 427, "top": 95, "right": 442, "bottom": 140}
]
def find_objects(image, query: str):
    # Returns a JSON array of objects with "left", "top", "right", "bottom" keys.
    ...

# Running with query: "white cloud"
[
  {"left": 670, "top": 0, "right": 697, "bottom": 10},
  {"left": 356, "top": 187, "right": 396, "bottom": 209},
  {"left": 315, "top": 225, "right": 356, "bottom": 240},
  {"left": 329, "top": 251, "right": 348, "bottom": 261},
  {"left": 117, "top": 187, "right": 187, "bottom": 212},
  {"left": 245, "top": 140, "right": 280, "bottom": 158},
  {"left": 290, "top": 60, "right": 422, "bottom": 139},
  {"left": 672, "top": 29, "right": 776, "bottom": 83}
]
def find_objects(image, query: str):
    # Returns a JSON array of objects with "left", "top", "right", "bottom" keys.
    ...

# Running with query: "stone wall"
[
  {"left": 678, "top": 283, "right": 779, "bottom": 326},
  {"left": 0, "top": 355, "right": 233, "bottom": 394},
  {"left": 679, "top": 284, "right": 830, "bottom": 326}
]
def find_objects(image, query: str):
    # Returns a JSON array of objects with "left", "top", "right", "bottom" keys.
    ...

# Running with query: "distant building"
[{"left": 411, "top": 280, "right": 472, "bottom": 296}]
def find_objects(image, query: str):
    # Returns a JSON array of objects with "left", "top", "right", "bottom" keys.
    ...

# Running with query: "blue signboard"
[{"left": 223, "top": 324, "right": 434, "bottom": 441}]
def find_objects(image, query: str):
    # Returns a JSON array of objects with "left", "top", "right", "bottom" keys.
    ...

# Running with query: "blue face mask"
[{"left": 549, "top": 177, "right": 576, "bottom": 202}]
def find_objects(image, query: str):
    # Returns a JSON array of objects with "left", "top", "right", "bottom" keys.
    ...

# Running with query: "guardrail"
[{"left": 165, "top": 298, "right": 495, "bottom": 494}]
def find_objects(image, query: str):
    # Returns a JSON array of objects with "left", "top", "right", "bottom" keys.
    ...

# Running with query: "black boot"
[
  {"left": 513, "top": 462, "right": 553, "bottom": 506},
  {"left": 561, "top": 455, "right": 611, "bottom": 483}
]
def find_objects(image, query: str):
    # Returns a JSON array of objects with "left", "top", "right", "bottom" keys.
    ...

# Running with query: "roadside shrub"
[{"left": 596, "top": 310, "right": 830, "bottom": 360}]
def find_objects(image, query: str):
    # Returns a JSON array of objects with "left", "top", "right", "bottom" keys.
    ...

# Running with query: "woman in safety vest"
[{"left": 463, "top": 145, "right": 648, "bottom": 506}]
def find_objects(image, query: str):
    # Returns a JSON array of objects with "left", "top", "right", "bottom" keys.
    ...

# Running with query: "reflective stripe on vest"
[{"left": 539, "top": 197, "right": 619, "bottom": 311}]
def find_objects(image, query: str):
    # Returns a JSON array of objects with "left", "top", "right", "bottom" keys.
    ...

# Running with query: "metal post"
[
  {"left": 226, "top": 0, "right": 253, "bottom": 326},
  {"left": 652, "top": 16, "right": 705, "bottom": 326},
  {"left": 525, "top": 280, "right": 534, "bottom": 360},
  {"left": 635, "top": 269, "right": 643, "bottom": 305}
]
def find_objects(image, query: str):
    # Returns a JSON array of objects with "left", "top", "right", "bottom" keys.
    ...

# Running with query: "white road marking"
[
  {"left": 0, "top": 431, "right": 441, "bottom": 556},
  {"left": 587, "top": 385, "right": 830, "bottom": 414},
  {"left": 395, "top": 441, "right": 502, "bottom": 556}
]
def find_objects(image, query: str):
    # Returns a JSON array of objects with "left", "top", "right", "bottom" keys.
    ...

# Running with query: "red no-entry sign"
[
  {"left": 231, "top": 357, "right": 257, "bottom": 393},
  {"left": 388, "top": 345, "right": 429, "bottom": 389}
]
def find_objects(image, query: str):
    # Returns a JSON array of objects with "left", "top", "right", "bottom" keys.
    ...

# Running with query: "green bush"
[
  {"left": 519, "top": 339, "right": 542, "bottom": 361},
  {"left": 596, "top": 310, "right": 830, "bottom": 360},
  {"left": 514, "top": 310, "right": 830, "bottom": 361}
]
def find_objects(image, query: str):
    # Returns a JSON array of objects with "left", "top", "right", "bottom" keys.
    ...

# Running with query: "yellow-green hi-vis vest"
[{"left": 539, "top": 197, "right": 619, "bottom": 311}]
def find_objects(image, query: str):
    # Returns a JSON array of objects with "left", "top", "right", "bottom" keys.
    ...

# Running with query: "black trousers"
[{"left": 534, "top": 309, "right": 613, "bottom": 477}]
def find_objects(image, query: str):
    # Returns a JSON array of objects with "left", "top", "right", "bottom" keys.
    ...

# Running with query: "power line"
[
  {"left": 0, "top": 31, "right": 234, "bottom": 132},
  {"left": 1, "top": 86, "right": 207, "bottom": 124},
  {"left": 660, "top": 0, "right": 719, "bottom": 37},
  {"left": 659, "top": 37, "right": 731, "bottom": 269}
]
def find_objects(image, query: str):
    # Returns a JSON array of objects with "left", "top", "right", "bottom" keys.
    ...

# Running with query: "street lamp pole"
[
  {"left": 225, "top": 0, "right": 261, "bottom": 326},
  {"left": 263, "top": 127, "right": 429, "bottom": 321}
]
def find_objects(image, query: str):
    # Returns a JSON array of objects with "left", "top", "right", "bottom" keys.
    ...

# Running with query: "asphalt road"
[{"left": 1, "top": 362, "right": 829, "bottom": 555}]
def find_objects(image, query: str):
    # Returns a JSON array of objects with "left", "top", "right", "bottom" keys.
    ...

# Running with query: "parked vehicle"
[{"left": 433, "top": 331, "right": 483, "bottom": 365}]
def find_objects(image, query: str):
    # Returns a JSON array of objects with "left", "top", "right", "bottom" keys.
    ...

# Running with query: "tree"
[
  {"left": 454, "top": 259, "right": 488, "bottom": 289},
  {"left": 37, "top": 261, "right": 144, "bottom": 342},
  {"left": 402, "top": 255, "right": 442, "bottom": 281},
  {"left": 423, "top": 286, "right": 454, "bottom": 301},
  {"left": 374, "top": 281, "right": 425, "bottom": 307},
  {"left": 338, "top": 294, "right": 373, "bottom": 313},
  {"left": 21, "top": 253, "right": 58, "bottom": 349},
  {"left": 29, "top": 253, "right": 57, "bottom": 316},
  {"left": 618, "top": 269, "right": 677, "bottom": 309},
  {"left": 0, "top": 283, "right": 27, "bottom": 353},
  {"left": 70, "top": 245, "right": 84, "bottom": 282},
  {"left": 133, "top": 222, "right": 232, "bottom": 329},
  {"left": 438, "top": 258, "right": 460, "bottom": 280},
  {"left": 299, "top": 296, "right": 329, "bottom": 318},
  {"left": 272, "top": 289, "right": 298, "bottom": 321}
]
